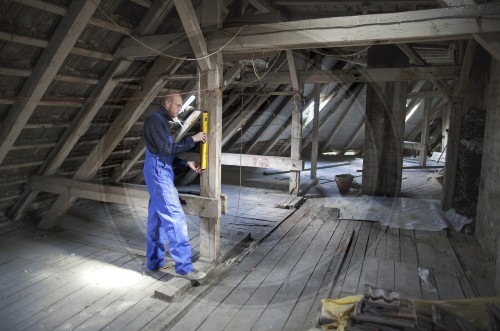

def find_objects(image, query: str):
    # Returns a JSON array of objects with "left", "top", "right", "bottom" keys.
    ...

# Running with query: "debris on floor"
[{"left": 320, "top": 285, "right": 500, "bottom": 330}]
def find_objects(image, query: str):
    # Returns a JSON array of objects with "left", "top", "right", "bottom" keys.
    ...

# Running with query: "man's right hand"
[{"left": 191, "top": 132, "right": 207, "bottom": 143}]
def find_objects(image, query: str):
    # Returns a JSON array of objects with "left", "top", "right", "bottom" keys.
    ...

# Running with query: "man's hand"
[
  {"left": 187, "top": 161, "right": 203, "bottom": 173},
  {"left": 191, "top": 132, "right": 207, "bottom": 143}
]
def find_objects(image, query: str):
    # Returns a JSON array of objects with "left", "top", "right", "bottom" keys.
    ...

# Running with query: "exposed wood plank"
[
  {"left": 222, "top": 96, "right": 268, "bottom": 147},
  {"left": 357, "top": 256, "right": 379, "bottom": 293},
  {"left": 11, "top": 0, "right": 134, "bottom": 34},
  {"left": 399, "top": 229, "right": 418, "bottom": 265},
  {"left": 27, "top": 176, "right": 221, "bottom": 219},
  {"left": 169, "top": 203, "right": 319, "bottom": 330},
  {"left": 394, "top": 261, "right": 422, "bottom": 299},
  {"left": 203, "top": 153, "right": 302, "bottom": 170},
  {"left": 385, "top": 228, "right": 400, "bottom": 262},
  {"left": 377, "top": 259, "right": 395, "bottom": 291},
  {"left": 241, "top": 66, "right": 461, "bottom": 84},
  {"left": 310, "top": 82, "right": 320, "bottom": 180},
  {"left": 398, "top": 43, "right": 453, "bottom": 98},
  {"left": 341, "top": 221, "right": 372, "bottom": 294},
  {"left": 407, "top": 90, "right": 444, "bottom": 99},
  {"left": 198, "top": 0, "right": 224, "bottom": 262},
  {"left": 0, "top": 67, "right": 99, "bottom": 85},
  {"left": 208, "top": 4, "right": 500, "bottom": 53},
  {"left": 289, "top": 221, "right": 352, "bottom": 330},
  {"left": 320, "top": 85, "right": 365, "bottom": 153},
  {"left": 419, "top": 97, "right": 432, "bottom": 166},
  {"left": 173, "top": 0, "right": 211, "bottom": 71},
  {"left": 286, "top": 50, "right": 300, "bottom": 91},
  {"left": 0, "top": 1, "right": 100, "bottom": 166},
  {"left": 0, "top": 31, "right": 113, "bottom": 61},
  {"left": 250, "top": 210, "right": 341, "bottom": 330},
  {"left": 289, "top": 91, "right": 302, "bottom": 194}
]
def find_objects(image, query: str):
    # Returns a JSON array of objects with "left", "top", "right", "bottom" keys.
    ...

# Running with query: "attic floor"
[{"left": 0, "top": 158, "right": 495, "bottom": 330}]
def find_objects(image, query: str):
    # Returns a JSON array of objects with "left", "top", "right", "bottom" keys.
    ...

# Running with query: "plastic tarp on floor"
[{"left": 325, "top": 196, "right": 472, "bottom": 231}]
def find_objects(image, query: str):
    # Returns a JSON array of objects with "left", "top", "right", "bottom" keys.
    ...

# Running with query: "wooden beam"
[
  {"left": 0, "top": 1, "right": 100, "bottom": 167},
  {"left": 436, "top": 0, "right": 476, "bottom": 7},
  {"left": 321, "top": 86, "right": 365, "bottom": 153},
  {"left": 442, "top": 40, "right": 477, "bottom": 210},
  {"left": 173, "top": 0, "right": 211, "bottom": 71},
  {"left": 241, "top": 66, "right": 461, "bottom": 84},
  {"left": 286, "top": 50, "right": 300, "bottom": 91},
  {"left": 0, "top": 67, "right": 99, "bottom": 85},
  {"left": 222, "top": 96, "right": 269, "bottom": 147},
  {"left": 11, "top": 0, "right": 133, "bottom": 34},
  {"left": 0, "top": 31, "right": 113, "bottom": 61},
  {"left": 198, "top": 0, "right": 224, "bottom": 262},
  {"left": 243, "top": 95, "right": 291, "bottom": 154},
  {"left": 474, "top": 33, "right": 500, "bottom": 64},
  {"left": 398, "top": 43, "right": 453, "bottom": 98},
  {"left": 404, "top": 141, "right": 425, "bottom": 150},
  {"left": 407, "top": 90, "right": 443, "bottom": 99},
  {"left": 289, "top": 92, "right": 303, "bottom": 195},
  {"left": 183, "top": 152, "right": 303, "bottom": 170},
  {"left": 419, "top": 98, "right": 432, "bottom": 166},
  {"left": 208, "top": 4, "right": 499, "bottom": 53},
  {"left": 301, "top": 83, "right": 362, "bottom": 152},
  {"left": 311, "top": 82, "right": 320, "bottom": 180},
  {"left": 28, "top": 176, "right": 221, "bottom": 219}
]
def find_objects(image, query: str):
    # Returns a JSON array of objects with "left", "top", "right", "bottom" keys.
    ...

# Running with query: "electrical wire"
[{"left": 91, "top": 0, "right": 248, "bottom": 62}]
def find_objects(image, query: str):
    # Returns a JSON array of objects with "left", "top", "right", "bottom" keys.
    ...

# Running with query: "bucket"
[{"left": 335, "top": 174, "right": 354, "bottom": 194}]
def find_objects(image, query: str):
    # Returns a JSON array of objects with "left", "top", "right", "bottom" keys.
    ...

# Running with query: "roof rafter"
[{"left": 0, "top": 0, "right": 101, "bottom": 166}]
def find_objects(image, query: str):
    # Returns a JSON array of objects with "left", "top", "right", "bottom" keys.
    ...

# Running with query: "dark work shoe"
[{"left": 178, "top": 269, "right": 206, "bottom": 280}]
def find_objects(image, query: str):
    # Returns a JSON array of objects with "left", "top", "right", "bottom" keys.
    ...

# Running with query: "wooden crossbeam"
[
  {"left": 116, "top": 4, "right": 500, "bottom": 57},
  {"left": 398, "top": 44, "right": 453, "bottom": 98},
  {"left": 0, "top": 1, "right": 100, "bottom": 167},
  {"left": 241, "top": 66, "right": 461, "bottom": 84},
  {"left": 28, "top": 176, "right": 222, "bottom": 219},
  {"left": 209, "top": 4, "right": 499, "bottom": 53},
  {"left": 181, "top": 152, "right": 303, "bottom": 171}
]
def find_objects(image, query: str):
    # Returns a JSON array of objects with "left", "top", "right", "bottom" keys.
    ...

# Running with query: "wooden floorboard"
[
  {"left": 167, "top": 203, "right": 319, "bottom": 331},
  {"left": 283, "top": 220, "right": 350, "bottom": 330},
  {"left": 1, "top": 161, "right": 496, "bottom": 331}
]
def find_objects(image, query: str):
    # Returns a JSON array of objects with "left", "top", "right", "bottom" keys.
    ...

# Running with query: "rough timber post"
[
  {"left": 362, "top": 45, "right": 409, "bottom": 196},
  {"left": 286, "top": 50, "right": 303, "bottom": 195},
  {"left": 199, "top": 0, "right": 223, "bottom": 262}
]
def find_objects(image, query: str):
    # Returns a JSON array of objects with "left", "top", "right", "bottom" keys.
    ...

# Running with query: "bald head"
[{"left": 162, "top": 93, "right": 183, "bottom": 119}]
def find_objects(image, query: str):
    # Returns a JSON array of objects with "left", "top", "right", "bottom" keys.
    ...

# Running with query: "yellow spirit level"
[{"left": 200, "top": 111, "right": 208, "bottom": 170}]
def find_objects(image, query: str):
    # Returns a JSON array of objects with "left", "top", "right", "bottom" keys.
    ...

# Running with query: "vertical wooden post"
[
  {"left": 362, "top": 45, "right": 408, "bottom": 196},
  {"left": 311, "top": 83, "right": 321, "bottom": 180},
  {"left": 419, "top": 97, "right": 432, "bottom": 166},
  {"left": 442, "top": 40, "right": 477, "bottom": 210},
  {"left": 199, "top": 0, "right": 223, "bottom": 262},
  {"left": 289, "top": 92, "right": 302, "bottom": 194}
]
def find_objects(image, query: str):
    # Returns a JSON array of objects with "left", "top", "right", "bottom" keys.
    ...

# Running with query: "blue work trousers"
[{"left": 143, "top": 149, "right": 193, "bottom": 274}]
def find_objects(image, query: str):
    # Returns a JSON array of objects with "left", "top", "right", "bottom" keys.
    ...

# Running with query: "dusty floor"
[{"left": 0, "top": 157, "right": 494, "bottom": 330}]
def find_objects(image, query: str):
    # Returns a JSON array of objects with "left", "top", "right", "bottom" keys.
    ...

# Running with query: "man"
[{"left": 143, "top": 93, "right": 207, "bottom": 280}]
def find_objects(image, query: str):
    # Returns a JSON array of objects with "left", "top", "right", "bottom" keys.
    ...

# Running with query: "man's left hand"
[{"left": 187, "top": 161, "right": 203, "bottom": 173}]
